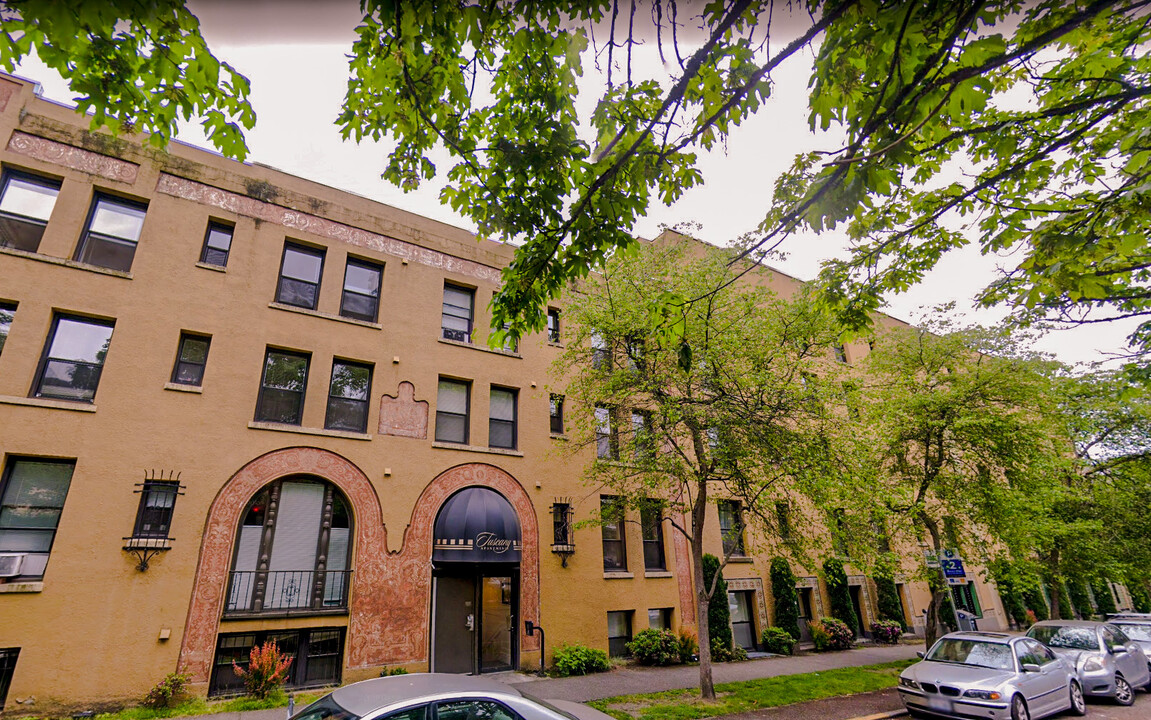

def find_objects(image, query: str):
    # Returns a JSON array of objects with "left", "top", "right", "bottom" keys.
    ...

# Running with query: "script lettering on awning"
[{"left": 475, "top": 531, "right": 514, "bottom": 554}]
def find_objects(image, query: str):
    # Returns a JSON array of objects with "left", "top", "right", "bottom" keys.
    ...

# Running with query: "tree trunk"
[
  {"left": 1043, "top": 549, "right": 1063, "bottom": 620},
  {"left": 692, "top": 473, "right": 715, "bottom": 700},
  {"left": 919, "top": 513, "right": 948, "bottom": 649}
]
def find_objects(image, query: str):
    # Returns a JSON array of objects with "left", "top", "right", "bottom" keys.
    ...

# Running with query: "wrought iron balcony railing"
[{"left": 225, "top": 569, "right": 351, "bottom": 614}]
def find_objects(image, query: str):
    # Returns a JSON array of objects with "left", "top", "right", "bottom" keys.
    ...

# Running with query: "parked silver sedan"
[
  {"left": 1028, "top": 620, "right": 1151, "bottom": 706},
  {"left": 898, "top": 631, "right": 1086, "bottom": 719},
  {"left": 1107, "top": 614, "right": 1151, "bottom": 662},
  {"left": 289, "top": 674, "right": 615, "bottom": 720}
]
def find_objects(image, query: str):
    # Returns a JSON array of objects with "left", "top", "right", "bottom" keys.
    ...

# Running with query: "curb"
[{"left": 844, "top": 711, "right": 908, "bottom": 720}]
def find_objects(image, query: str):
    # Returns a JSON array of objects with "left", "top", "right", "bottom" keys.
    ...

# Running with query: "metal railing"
[{"left": 225, "top": 570, "right": 351, "bottom": 613}]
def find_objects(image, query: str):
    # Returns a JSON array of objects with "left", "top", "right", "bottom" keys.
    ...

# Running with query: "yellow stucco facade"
[{"left": 0, "top": 72, "right": 1011, "bottom": 715}]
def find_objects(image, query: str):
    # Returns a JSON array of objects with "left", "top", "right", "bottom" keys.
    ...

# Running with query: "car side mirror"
[
  {"left": 1111, "top": 644, "right": 1128, "bottom": 654},
  {"left": 1022, "top": 663, "right": 1042, "bottom": 673},
  {"left": 917, "top": 651, "right": 925, "bottom": 659}
]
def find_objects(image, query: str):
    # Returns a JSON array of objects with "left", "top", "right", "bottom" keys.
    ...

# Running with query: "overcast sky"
[{"left": 13, "top": 1, "right": 1136, "bottom": 368}]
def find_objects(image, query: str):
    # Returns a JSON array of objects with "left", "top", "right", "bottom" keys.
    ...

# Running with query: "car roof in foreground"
[
  {"left": 939, "top": 631, "right": 1014, "bottom": 643},
  {"left": 331, "top": 674, "right": 525, "bottom": 716},
  {"left": 1029, "top": 619, "right": 1105, "bottom": 628}
]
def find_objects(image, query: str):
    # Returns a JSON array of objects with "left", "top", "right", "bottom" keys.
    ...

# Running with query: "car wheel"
[
  {"left": 1115, "top": 675, "right": 1135, "bottom": 706},
  {"left": 1011, "top": 694, "right": 1030, "bottom": 720},
  {"left": 1068, "top": 681, "right": 1087, "bottom": 716}
]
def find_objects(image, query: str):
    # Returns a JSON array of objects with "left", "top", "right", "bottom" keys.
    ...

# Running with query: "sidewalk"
[{"left": 187, "top": 643, "right": 918, "bottom": 720}]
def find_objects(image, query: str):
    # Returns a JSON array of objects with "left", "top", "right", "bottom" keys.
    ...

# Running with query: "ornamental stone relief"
[
  {"left": 156, "top": 173, "right": 502, "bottom": 284},
  {"left": 378, "top": 381, "right": 428, "bottom": 439},
  {"left": 7, "top": 131, "right": 138, "bottom": 183},
  {"left": 0, "top": 78, "right": 19, "bottom": 112},
  {"left": 672, "top": 515, "right": 696, "bottom": 629},
  {"left": 727, "top": 577, "right": 769, "bottom": 633}
]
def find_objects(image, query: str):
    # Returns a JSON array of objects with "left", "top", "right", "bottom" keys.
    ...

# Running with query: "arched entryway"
[{"left": 430, "top": 487, "right": 521, "bottom": 674}]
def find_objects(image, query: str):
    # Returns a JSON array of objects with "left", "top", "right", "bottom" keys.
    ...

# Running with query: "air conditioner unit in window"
[
  {"left": 0, "top": 553, "right": 25, "bottom": 578},
  {"left": 442, "top": 328, "right": 469, "bottom": 343}
]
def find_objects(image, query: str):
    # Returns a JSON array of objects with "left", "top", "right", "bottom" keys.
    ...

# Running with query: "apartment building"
[{"left": 0, "top": 72, "right": 1010, "bottom": 713}]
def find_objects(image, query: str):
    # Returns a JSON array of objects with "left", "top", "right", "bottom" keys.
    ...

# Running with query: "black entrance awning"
[{"left": 433, "top": 486, "right": 522, "bottom": 563}]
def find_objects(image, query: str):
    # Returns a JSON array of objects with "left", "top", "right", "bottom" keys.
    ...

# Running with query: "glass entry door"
[
  {"left": 729, "top": 590, "right": 756, "bottom": 650},
  {"left": 479, "top": 576, "right": 513, "bottom": 671},
  {"left": 433, "top": 569, "right": 517, "bottom": 673}
]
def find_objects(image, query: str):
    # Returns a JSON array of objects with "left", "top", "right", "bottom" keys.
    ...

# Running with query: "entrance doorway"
[
  {"left": 729, "top": 591, "right": 757, "bottom": 650},
  {"left": 796, "top": 587, "right": 814, "bottom": 642},
  {"left": 430, "top": 487, "right": 522, "bottom": 674},
  {"left": 849, "top": 585, "right": 868, "bottom": 637}
]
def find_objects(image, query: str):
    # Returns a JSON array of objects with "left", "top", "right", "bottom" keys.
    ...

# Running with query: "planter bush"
[
  {"left": 677, "top": 627, "right": 698, "bottom": 662},
  {"left": 770, "top": 557, "right": 802, "bottom": 641},
  {"left": 233, "top": 641, "right": 292, "bottom": 699},
  {"left": 874, "top": 575, "right": 906, "bottom": 629},
  {"left": 810, "top": 617, "right": 853, "bottom": 651},
  {"left": 761, "top": 627, "right": 797, "bottom": 655},
  {"left": 628, "top": 628, "right": 681, "bottom": 666},
  {"left": 552, "top": 644, "right": 611, "bottom": 677},
  {"left": 822, "top": 558, "right": 859, "bottom": 638},
  {"left": 870, "top": 619, "right": 903, "bottom": 644},
  {"left": 142, "top": 672, "right": 190, "bottom": 709}
]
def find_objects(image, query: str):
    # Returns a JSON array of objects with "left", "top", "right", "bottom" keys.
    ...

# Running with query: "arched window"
[{"left": 226, "top": 478, "right": 352, "bottom": 614}]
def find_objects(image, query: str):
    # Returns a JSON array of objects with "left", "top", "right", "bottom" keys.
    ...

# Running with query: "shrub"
[
  {"left": 822, "top": 558, "right": 858, "bottom": 638},
  {"left": 552, "top": 644, "right": 611, "bottom": 677},
  {"left": 769, "top": 557, "right": 802, "bottom": 641},
  {"left": 1091, "top": 579, "right": 1118, "bottom": 616},
  {"left": 1068, "top": 578, "right": 1094, "bottom": 619},
  {"left": 1022, "top": 584, "right": 1050, "bottom": 621},
  {"left": 233, "top": 641, "right": 293, "bottom": 699},
  {"left": 709, "top": 637, "right": 748, "bottom": 662},
  {"left": 677, "top": 627, "right": 698, "bottom": 661},
  {"left": 628, "top": 628, "right": 681, "bottom": 666},
  {"left": 760, "top": 627, "right": 796, "bottom": 655},
  {"left": 1024, "top": 609, "right": 1038, "bottom": 628},
  {"left": 871, "top": 620, "right": 903, "bottom": 644},
  {"left": 1131, "top": 582, "right": 1151, "bottom": 614},
  {"left": 810, "top": 617, "right": 853, "bottom": 651},
  {"left": 874, "top": 574, "right": 906, "bottom": 629},
  {"left": 379, "top": 666, "right": 409, "bottom": 677},
  {"left": 703, "top": 554, "right": 733, "bottom": 652},
  {"left": 142, "top": 672, "right": 191, "bottom": 709}
]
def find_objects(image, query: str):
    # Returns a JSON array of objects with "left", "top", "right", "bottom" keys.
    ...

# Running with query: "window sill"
[
  {"left": 0, "top": 581, "right": 43, "bottom": 593},
  {"left": 430, "top": 442, "right": 524, "bottom": 457},
  {"left": 603, "top": 571, "right": 634, "bottom": 580},
  {"left": 547, "top": 341, "right": 564, "bottom": 349},
  {"left": 438, "top": 337, "right": 522, "bottom": 358},
  {"left": 164, "top": 382, "right": 203, "bottom": 394},
  {"left": 727, "top": 555, "right": 755, "bottom": 564},
  {"left": 0, "top": 245, "right": 133, "bottom": 278},
  {"left": 195, "top": 261, "right": 227, "bottom": 273},
  {"left": 221, "top": 607, "right": 349, "bottom": 621},
  {"left": 644, "top": 570, "right": 673, "bottom": 578},
  {"left": 247, "top": 421, "right": 372, "bottom": 441},
  {"left": 550, "top": 433, "right": 568, "bottom": 440},
  {"left": 0, "top": 395, "right": 97, "bottom": 412},
  {"left": 123, "top": 537, "right": 173, "bottom": 550},
  {"left": 269, "top": 302, "right": 383, "bottom": 330}
]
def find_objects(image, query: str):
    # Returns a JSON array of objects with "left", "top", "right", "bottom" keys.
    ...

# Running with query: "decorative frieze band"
[
  {"left": 7, "top": 131, "right": 139, "bottom": 183},
  {"left": 156, "top": 173, "right": 502, "bottom": 284}
]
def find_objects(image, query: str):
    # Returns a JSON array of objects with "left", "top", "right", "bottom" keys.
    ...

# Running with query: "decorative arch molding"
[{"left": 177, "top": 447, "right": 386, "bottom": 682}]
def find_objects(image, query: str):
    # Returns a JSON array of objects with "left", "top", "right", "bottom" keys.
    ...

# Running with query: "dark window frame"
[
  {"left": 549, "top": 394, "right": 565, "bottom": 434},
  {"left": 640, "top": 501, "right": 666, "bottom": 571},
  {"left": 435, "top": 377, "right": 471, "bottom": 444},
  {"left": 340, "top": 257, "right": 383, "bottom": 323},
  {"left": 601, "top": 495, "right": 627, "bottom": 571},
  {"left": 254, "top": 348, "right": 311, "bottom": 425},
  {"left": 199, "top": 220, "right": 235, "bottom": 267},
  {"left": 0, "top": 457, "right": 75, "bottom": 582},
  {"left": 547, "top": 308, "right": 561, "bottom": 343},
  {"left": 0, "top": 301, "right": 15, "bottom": 359},
  {"left": 552, "top": 502, "right": 573, "bottom": 546},
  {"left": 0, "top": 169, "right": 61, "bottom": 253},
  {"left": 718, "top": 500, "right": 746, "bottom": 557},
  {"left": 210, "top": 627, "right": 345, "bottom": 696},
  {"left": 0, "top": 647, "right": 18, "bottom": 711},
  {"left": 324, "top": 359, "right": 373, "bottom": 433},
  {"left": 171, "top": 332, "right": 211, "bottom": 386},
  {"left": 73, "top": 192, "right": 148, "bottom": 272},
  {"left": 488, "top": 385, "right": 518, "bottom": 450},
  {"left": 441, "top": 283, "right": 475, "bottom": 343},
  {"left": 131, "top": 480, "right": 181, "bottom": 539},
  {"left": 275, "top": 242, "right": 326, "bottom": 310},
  {"left": 832, "top": 343, "right": 848, "bottom": 363},
  {"left": 607, "top": 610, "right": 633, "bottom": 657},
  {"left": 32, "top": 313, "right": 115, "bottom": 402}
]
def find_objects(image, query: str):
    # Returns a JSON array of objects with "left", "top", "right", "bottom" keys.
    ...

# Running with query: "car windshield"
[
  {"left": 518, "top": 692, "right": 581, "bottom": 720},
  {"left": 1028, "top": 625, "right": 1099, "bottom": 650},
  {"left": 291, "top": 695, "right": 361, "bottom": 720},
  {"left": 1113, "top": 623, "right": 1151, "bottom": 642},
  {"left": 927, "top": 639, "right": 1014, "bottom": 670}
]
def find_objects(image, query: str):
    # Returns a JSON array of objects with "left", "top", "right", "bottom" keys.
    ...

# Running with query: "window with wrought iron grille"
[{"left": 131, "top": 481, "right": 180, "bottom": 539}]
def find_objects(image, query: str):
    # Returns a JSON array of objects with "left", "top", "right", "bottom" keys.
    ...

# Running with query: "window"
[
  {"left": 435, "top": 378, "right": 470, "bottom": 444},
  {"left": 601, "top": 496, "right": 626, "bottom": 571},
  {"left": 832, "top": 342, "right": 847, "bottom": 363},
  {"left": 547, "top": 308, "right": 561, "bottom": 343},
  {"left": 0, "top": 458, "right": 74, "bottom": 581},
  {"left": 552, "top": 501, "right": 573, "bottom": 546},
  {"left": 131, "top": 481, "right": 180, "bottom": 539},
  {"left": 776, "top": 502, "right": 791, "bottom": 540},
  {"left": 640, "top": 501, "right": 665, "bottom": 571},
  {"left": 438, "top": 701, "right": 516, "bottom": 720},
  {"left": 340, "top": 258, "right": 382, "bottom": 322},
  {"left": 549, "top": 394, "right": 565, "bottom": 434},
  {"left": 648, "top": 608, "right": 672, "bottom": 631},
  {"left": 199, "top": 221, "right": 234, "bottom": 267},
  {"left": 325, "top": 360, "right": 372, "bottom": 433},
  {"left": 33, "top": 314, "right": 114, "bottom": 402},
  {"left": 631, "top": 410, "right": 652, "bottom": 460},
  {"left": 489, "top": 386, "right": 517, "bottom": 449},
  {"left": 171, "top": 333, "right": 210, "bottom": 386},
  {"left": 718, "top": 500, "right": 745, "bottom": 556},
  {"left": 211, "top": 627, "right": 344, "bottom": 696},
  {"left": 0, "top": 172, "right": 59, "bottom": 252},
  {"left": 0, "top": 302, "right": 14, "bottom": 358},
  {"left": 441, "top": 284, "right": 474, "bottom": 342},
  {"left": 74, "top": 194, "right": 147, "bottom": 271},
  {"left": 0, "top": 648, "right": 17, "bottom": 711},
  {"left": 607, "top": 610, "right": 633, "bottom": 656},
  {"left": 255, "top": 349, "right": 310, "bottom": 424},
  {"left": 276, "top": 243, "right": 325, "bottom": 309},
  {"left": 225, "top": 479, "right": 352, "bottom": 615},
  {"left": 595, "top": 406, "right": 617, "bottom": 460},
  {"left": 591, "top": 332, "right": 610, "bottom": 369}
]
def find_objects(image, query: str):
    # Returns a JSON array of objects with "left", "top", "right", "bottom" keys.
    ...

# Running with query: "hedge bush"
[
  {"left": 770, "top": 557, "right": 802, "bottom": 641},
  {"left": 677, "top": 627, "right": 699, "bottom": 661},
  {"left": 142, "top": 672, "right": 190, "bottom": 709},
  {"left": 822, "top": 558, "right": 858, "bottom": 638},
  {"left": 870, "top": 620, "right": 903, "bottom": 644},
  {"left": 1092, "top": 579, "right": 1118, "bottom": 616},
  {"left": 874, "top": 574, "right": 906, "bottom": 629},
  {"left": 760, "top": 627, "right": 796, "bottom": 655},
  {"left": 627, "top": 628, "right": 681, "bottom": 666},
  {"left": 1068, "top": 578, "right": 1094, "bottom": 619},
  {"left": 552, "top": 644, "right": 611, "bottom": 676},
  {"left": 709, "top": 636, "right": 748, "bottom": 662},
  {"left": 809, "top": 617, "right": 854, "bottom": 651},
  {"left": 703, "top": 553, "right": 734, "bottom": 654}
]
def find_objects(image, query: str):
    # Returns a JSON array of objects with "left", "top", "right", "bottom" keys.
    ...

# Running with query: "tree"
[
  {"left": 822, "top": 557, "right": 858, "bottom": 638},
  {"left": 702, "top": 554, "right": 733, "bottom": 657},
  {"left": 557, "top": 233, "right": 839, "bottom": 698},
  {"left": 9, "top": 2, "right": 1148, "bottom": 354},
  {"left": 836, "top": 319, "right": 1068, "bottom": 647},
  {"left": 769, "top": 557, "right": 802, "bottom": 640}
]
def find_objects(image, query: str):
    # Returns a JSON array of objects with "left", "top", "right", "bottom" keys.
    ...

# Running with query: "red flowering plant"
[{"left": 233, "top": 640, "right": 293, "bottom": 698}]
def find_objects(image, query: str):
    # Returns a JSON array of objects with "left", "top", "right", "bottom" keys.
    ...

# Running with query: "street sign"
[
  {"left": 947, "top": 577, "right": 968, "bottom": 586},
  {"left": 923, "top": 549, "right": 940, "bottom": 567},
  {"left": 942, "top": 557, "right": 966, "bottom": 578}
]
